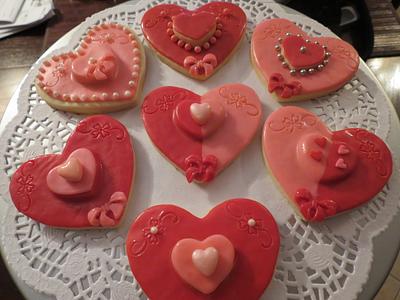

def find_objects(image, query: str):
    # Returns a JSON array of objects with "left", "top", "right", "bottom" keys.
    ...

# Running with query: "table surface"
[{"left": 0, "top": 1, "right": 400, "bottom": 300}]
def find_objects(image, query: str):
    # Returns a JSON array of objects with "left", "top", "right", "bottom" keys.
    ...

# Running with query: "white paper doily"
[{"left": 0, "top": 1, "right": 399, "bottom": 300}]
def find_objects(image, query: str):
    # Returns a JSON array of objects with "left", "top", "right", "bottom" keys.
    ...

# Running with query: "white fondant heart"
[
  {"left": 335, "top": 158, "right": 347, "bottom": 169},
  {"left": 192, "top": 247, "right": 219, "bottom": 277},
  {"left": 338, "top": 144, "right": 350, "bottom": 155},
  {"left": 190, "top": 103, "right": 212, "bottom": 125}
]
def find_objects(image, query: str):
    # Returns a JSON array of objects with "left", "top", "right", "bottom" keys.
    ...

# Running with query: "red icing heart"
[
  {"left": 126, "top": 198, "right": 280, "bottom": 299},
  {"left": 282, "top": 35, "right": 325, "bottom": 69},
  {"left": 35, "top": 23, "right": 145, "bottom": 113},
  {"left": 142, "top": 84, "right": 261, "bottom": 183},
  {"left": 263, "top": 106, "right": 392, "bottom": 221},
  {"left": 141, "top": 3, "right": 246, "bottom": 80},
  {"left": 252, "top": 18, "right": 360, "bottom": 101},
  {"left": 173, "top": 11, "right": 216, "bottom": 40},
  {"left": 9, "top": 115, "right": 135, "bottom": 228}
]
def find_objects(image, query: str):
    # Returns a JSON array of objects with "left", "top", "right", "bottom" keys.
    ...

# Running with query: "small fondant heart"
[
  {"left": 47, "top": 148, "right": 97, "bottom": 197},
  {"left": 190, "top": 102, "right": 212, "bottom": 125},
  {"left": 10, "top": 115, "right": 134, "bottom": 228},
  {"left": 142, "top": 84, "right": 261, "bottom": 183},
  {"left": 192, "top": 247, "right": 219, "bottom": 276},
  {"left": 141, "top": 3, "right": 246, "bottom": 80},
  {"left": 127, "top": 199, "right": 280, "bottom": 299},
  {"left": 57, "top": 157, "right": 83, "bottom": 182},
  {"left": 335, "top": 158, "right": 347, "bottom": 169},
  {"left": 251, "top": 18, "right": 359, "bottom": 101},
  {"left": 338, "top": 144, "right": 350, "bottom": 154},
  {"left": 263, "top": 106, "right": 392, "bottom": 222},
  {"left": 171, "top": 235, "right": 235, "bottom": 294},
  {"left": 35, "top": 23, "right": 145, "bottom": 113}
]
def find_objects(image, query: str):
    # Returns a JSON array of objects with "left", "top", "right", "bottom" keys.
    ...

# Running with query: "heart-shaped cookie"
[
  {"left": 141, "top": 84, "right": 262, "bottom": 183},
  {"left": 9, "top": 115, "right": 135, "bottom": 228},
  {"left": 251, "top": 18, "right": 360, "bottom": 101},
  {"left": 141, "top": 3, "right": 246, "bottom": 80},
  {"left": 126, "top": 198, "right": 280, "bottom": 299},
  {"left": 35, "top": 23, "right": 146, "bottom": 114},
  {"left": 262, "top": 106, "right": 392, "bottom": 221}
]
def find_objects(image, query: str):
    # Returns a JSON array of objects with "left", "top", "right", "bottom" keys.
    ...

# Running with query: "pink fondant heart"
[
  {"left": 57, "top": 157, "right": 83, "bottom": 182},
  {"left": 47, "top": 148, "right": 97, "bottom": 197},
  {"left": 171, "top": 235, "right": 235, "bottom": 294},
  {"left": 174, "top": 99, "right": 225, "bottom": 140},
  {"left": 282, "top": 35, "right": 325, "bottom": 69},
  {"left": 263, "top": 106, "right": 392, "bottom": 222},
  {"left": 9, "top": 115, "right": 135, "bottom": 228},
  {"left": 338, "top": 144, "right": 350, "bottom": 154},
  {"left": 190, "top": 103, "right": 212, "bottom": 125},
  {"left": 35, "top": 23, "right": 145, "bottom": 113},
  {"left": 251, "top": 18, "right": 360, "bottom": 101},
  {"left": 142, "top": 84, "right": 261, "bottom": 183},
  {"left": 173, "top": 11, "right": 216, "bottom": 40},
  {"left": 126, "top": 199, "right": 280, "bottom": 300},
  {"left": 141, "top": 3, "right": 246, "bottom": 80}
]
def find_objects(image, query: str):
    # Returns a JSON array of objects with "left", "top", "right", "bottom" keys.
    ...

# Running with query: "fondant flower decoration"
[
  {"left": 88, "top": 191, "right": 127, "bottom": 227},
  {"left": 294, "top": 188, "right": 337, "bottom": 222},
  {"left": 268, "top": 73, "right": 302, "bottom": 99},
  {"left": 143, "top": 217, "right": 166, "bottom": 244},
  {"left": 184, "top": 154, "right": 218, "bottom": 183},
  {"left": 183, "top": 54, "right": 218, "bottom": 76},
  {"left": 86, "top": 55, "right": 117, "bottom": 82}
]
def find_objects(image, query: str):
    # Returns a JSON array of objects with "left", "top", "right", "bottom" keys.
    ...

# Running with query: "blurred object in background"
[{"left": 0, "top": 0, "right": 55, "bottom": 40}]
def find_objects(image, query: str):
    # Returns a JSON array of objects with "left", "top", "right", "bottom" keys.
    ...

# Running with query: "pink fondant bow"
[
  {"left": 88, "top": 191, "right": 127, "bottom": 227},
  {"left": 183, "top": 54, "right": 218, "bottom": 76},
  {"left": 184, "top": 154, "right": 218, "bottom": 183},
  {"left": 295, "top": 188, "right": 337, "bottom": 222},
  {"left": 86, "top": 55, "right": 116, "bottom": 81},
  {"left": 268, "top": 73, "right": 302, "bottom": 98}
]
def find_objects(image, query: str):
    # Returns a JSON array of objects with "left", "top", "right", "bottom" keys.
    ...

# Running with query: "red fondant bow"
[
  {"left": 268, "top": 73, "right": 302, "bottom": 98},
  {"left": 88, "top": 191, "right": 127, "bottom": 227},
  {"left": 184, "top": 154, "right": 218, "bottom": 183},
  {"left": 295, "top": 188, "right": 337, "bottom": 222},
  {"left": 183, "top": 54, "right": 218, "bottom": 76}
]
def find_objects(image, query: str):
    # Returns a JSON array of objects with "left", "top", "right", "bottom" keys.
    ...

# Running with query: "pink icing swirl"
[
  {"left": 294, "top": 188, "right": 337, "bottom": 222},
  {"left": 184, "top": 154, "right": 217, "bottom": 183},
  {"left": 268, "top": 73, "right": 302, "bottom": 99},
  {"left": 87, "top": 191, "right": 127, "bottom": 227},
  {"left": 183, "top": 54, "right": 218, "bottom": 76}
]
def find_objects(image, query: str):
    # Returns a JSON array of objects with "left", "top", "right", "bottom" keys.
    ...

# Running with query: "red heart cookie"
[
  {"left": 262, "top": 106, "right": 392, "bottom": 221},
  {"left": 35, "top": 23, "right": 145, "bottom": 114},
  {"left": 141, "top": 3, "right": 246, "bottom": 80},
  {"left": 9, "top": 115, "right": 135, "bottom": 228},
  {"left": 141, "top": 84, "right": 262, "bottom": 183},
  {"left": 126, "top": 198, "right": 280, "bottom": 299},
  {"left": 251, "top": 18, "right": 360, "bottom": 101}
]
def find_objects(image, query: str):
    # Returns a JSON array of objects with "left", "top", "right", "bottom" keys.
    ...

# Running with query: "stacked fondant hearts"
[
  {"left": 35, "top": 23, "right": 145, "bottom": 114},
  {"left": 262, "top": 106, "right": 392, "bottom": 221},
  {"left": 126, "top": 199, "right": 280, "bottom": 299},
  {"left": 141, "top": 3, "right": 246, "bottom": 80},
  {"left": 252, "top": 18, "right": 360, "bottom": 101},
  {"left": 9, "top": 115, "right": 135, "bottom": 228},
  {"left": 141, "top": 84, "right": 262, "bottom": 183}
]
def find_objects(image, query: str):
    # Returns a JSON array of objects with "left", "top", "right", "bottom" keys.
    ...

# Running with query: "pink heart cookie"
[
  {"left": 9, "top": 115, "right": 135, "bottom": 228},
  {"left": 141, "top": 3, "right": 246, "bottom": 80},
  {"left": 141, "top": 84, "right": 262, "bottom": 183},
  {"left": 262, "top": 106, "right": 392, "bottom": 221},
  {"left": 35, "top": 23, "right": 146, "bottom": 114},
  {"left": 126, "top": 198, "right": 280, "bottom": 299},
  {"left": 251, "top": 18, "right": 360, "bottom": 101}
]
